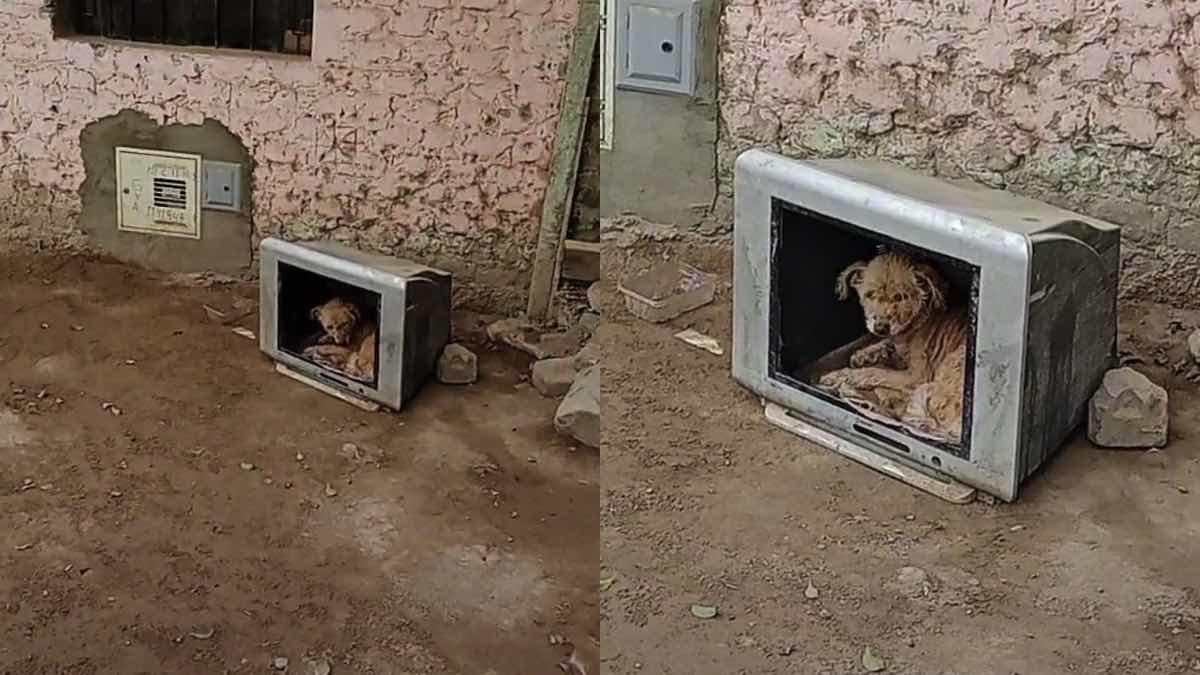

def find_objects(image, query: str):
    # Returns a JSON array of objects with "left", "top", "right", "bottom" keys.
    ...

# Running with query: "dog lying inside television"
[
  {"left": 301, "top": 297, "right": 377, "bottom": 383},
  {"left": 812, "top": 251, "right": 968, "bottom": 444}
]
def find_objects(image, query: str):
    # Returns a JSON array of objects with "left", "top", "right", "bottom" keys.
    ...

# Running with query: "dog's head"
[
  {"left": 835, "top": 252, "right": 948, "bottom": 338},
  {"left": 310, "top": 298, "right": 360, "bottom": 345}
]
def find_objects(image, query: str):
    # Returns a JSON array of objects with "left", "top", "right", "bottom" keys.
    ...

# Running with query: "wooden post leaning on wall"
[{"left": 526, "top": 0, "right": 601, "bottom": 322}]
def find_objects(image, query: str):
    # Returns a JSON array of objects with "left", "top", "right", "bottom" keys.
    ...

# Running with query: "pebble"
[
  {"left": 890, "top": 566, "right": 932, "bottom": 598},
  {"left": 273, "top": 656, "right": 289, "bottom": 670}
]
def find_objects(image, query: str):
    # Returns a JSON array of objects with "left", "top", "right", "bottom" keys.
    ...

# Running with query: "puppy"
[
  {"left": 818, "top": 252, "right": 968, "bottom": 440},
  {"left": 303, "top": 297, "right": 377, "bottom": 382}
]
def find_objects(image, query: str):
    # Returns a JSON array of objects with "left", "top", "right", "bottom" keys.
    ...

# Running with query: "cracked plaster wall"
[
  {"left": 720, "top": 0, "right": 1200, "bottom": 307},
  {"left": 0, "top": 0, "right": 576, "bottom": 308}
]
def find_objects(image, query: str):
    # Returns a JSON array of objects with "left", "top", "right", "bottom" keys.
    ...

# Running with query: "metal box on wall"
[
  {"left": 614, "top": 0, "right": 701, "bottom": 96},
  {"left": 259, "top": 238, "right": 452, "bottom": 411},
  {"left": 732, "top": 150, "right": 1120, "bottom": 502}
]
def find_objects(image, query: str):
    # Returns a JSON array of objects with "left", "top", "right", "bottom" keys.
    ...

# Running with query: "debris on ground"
[
  {"left": 101, "top": 402, "right": 122, "bottom": 416},
  {"left": 689, "top": 604, "right": 719, "bottom": 619},
  {"left": 437, "top": 343, "right": 478, "bottom": 384},
  {"left": 599, "top": 576, "right": 616, "bottom": 592},
  {"left": 804, "top": 581, "right": 819, "bottom": 599},
  {"left": 554, "top": 366, "right": 600, "bottom": 449},
  {"left": 188, "top": 627, "right": 215, "bottom": 640},
  {"left": 273, "top": 656, "right": 289, "bottom": 670},
  {"left": 532, "top": 357, "right": 579, "bottom": 398},
  {"left": 1189, "top": 329, "right": 1200, "bottom": 364},
  {"left": 618, "top": 261, "right": 716, "bottom": 323},
  {"left": 887, "top": 566, "right": 933, "bottom": 598},
  {"left": 675, "top": 329, "right": 723, "bottom": 356},
  {"left": 1088, "top": 367, "right": 1168, "bottom": 448},
  {"left": 304, "top": 658, "right": 332, "bottom": 675},
  {"left": 861, "top": 645, "right": 886, "bottom": 672},
  {"left": 232, "top": 327, "right": 256, "bottom": 340},
  {"left": 486, "top": 317, "right": 586, "bottom": 360}
]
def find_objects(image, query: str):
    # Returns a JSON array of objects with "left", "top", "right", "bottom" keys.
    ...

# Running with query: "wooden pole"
[{"left": 526, "top": 0, "right": 600, "bottom": 321}]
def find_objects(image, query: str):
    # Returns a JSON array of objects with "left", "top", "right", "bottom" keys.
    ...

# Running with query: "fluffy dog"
[
  {"left": 818, "top": 252, "right": 968, "bottom": 441},
  {"left": 303, "top": 297, "right": 377, "bottom": 382}
]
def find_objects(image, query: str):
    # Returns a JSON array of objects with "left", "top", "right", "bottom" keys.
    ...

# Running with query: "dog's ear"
[
  {"left": 345, "top": 302, "right": 361, "bottom": 323},
  {"left": 912, "top": 263, "right": 948, "bottom": 311},
  {"left": 834, "top": 261, "right": 868, "bottom": 300},
  {"left": 310, "top": 306, "right": 322, "bottom": 321}
]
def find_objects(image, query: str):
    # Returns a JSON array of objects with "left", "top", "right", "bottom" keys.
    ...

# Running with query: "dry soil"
[
  {"left": 598, "top": 262, "right": 1200, "bottom": 675},
  {"left": 0, "top": 253, "right": 599, "bottom": 675}
]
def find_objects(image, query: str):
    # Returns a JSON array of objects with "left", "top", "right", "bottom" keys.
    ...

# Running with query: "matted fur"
[
  {"left": 820, "top": 252, "right": 969, "bottom": 441},
  {"left": 303, "top": 297, "right": 378, "bottom": 382}
]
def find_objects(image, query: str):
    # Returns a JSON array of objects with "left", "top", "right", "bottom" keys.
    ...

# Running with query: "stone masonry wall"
[
  {"left": 720, "top": 0, "right": 1200, "bottom": 307},
  {"left": 0, "top": 0, "right": 575, "bottom": 304}
]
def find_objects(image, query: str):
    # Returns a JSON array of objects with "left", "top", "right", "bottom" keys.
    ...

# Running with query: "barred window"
[{"left": 61, "top": 0, "right": 314, "bottom": 56}]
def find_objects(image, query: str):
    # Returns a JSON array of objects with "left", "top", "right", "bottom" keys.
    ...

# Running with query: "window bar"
[
  {"left": 213, "top": 0, "right": 220, "bottom": 47},
  {"left": 128, "top": 0, "right": 134, "bottom": 39},
  {"left": 282, "top": 0, "right": 291, "bottom": 53},
  {"left": 96, "top": 0, "right": 109, "bottom": 38},
  {"left": 160, "top": 0, "right": 166, "bottom": 43},
  {"left": 249, "top": 0, "right": 256, "bottom": 51}
]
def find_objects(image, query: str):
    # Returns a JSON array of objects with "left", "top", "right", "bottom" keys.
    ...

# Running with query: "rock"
[
  {"left": 437, "top": 343, "right": 478, "bottom": 384},
  {"left": 273, "top": 656, "right": 289, "bottom": 670},
  {"left": 578, "top": 312, "right": 601, "bottom": 337},
  {"left": 554, "top": 366, "right": 599, "bottom": 448},
  {"left": 1189, "top": 329, "right": 1200, "bottom": 364},
  {"left": 573, "top": 340, "right": 602, "bottom": 370},
  {"left": 532, "top": 357, "right": 578, "bottom": 397},
  {"left": 889, "top": 566, "right": 932, "bottom": 598},
  {"left": 1088, "top": 367, "right": 1168, "bottom": 448},
  {"left": 586, "top": 282, "right": 602, "bottom": 312}
]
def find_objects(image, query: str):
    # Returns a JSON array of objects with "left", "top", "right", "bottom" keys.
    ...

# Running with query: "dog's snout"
[{"left": 871, "top": 320, "right": 890, "bottom": 335}]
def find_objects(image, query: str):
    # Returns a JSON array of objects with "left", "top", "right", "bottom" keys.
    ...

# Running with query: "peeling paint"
[
  {"left": 718, "top": 0, "right": 1200, "bottom": 307},
  {"left": 0, "top": 0, "right": 576, "bottom": 308}
]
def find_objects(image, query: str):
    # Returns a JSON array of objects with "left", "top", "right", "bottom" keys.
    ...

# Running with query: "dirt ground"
[
  {"left": 0, "top": 253, "right": 599, "bottom": 675},
  {"left": 598, "top": 256, "right": 1200, "bottom": 674}
]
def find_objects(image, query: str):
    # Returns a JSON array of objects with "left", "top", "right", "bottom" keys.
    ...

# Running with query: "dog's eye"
[{"left": 864, "top": 291, "right": 876, "bottom": 300}]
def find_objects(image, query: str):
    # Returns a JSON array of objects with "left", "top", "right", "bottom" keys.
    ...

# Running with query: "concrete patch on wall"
[
  {"left": 601, "top": 0, "right": 720, "bottom": 230},
  {"left": 79, "top": 110, "right": 252, "bottom": 275},
  {"left": 0, "top": 0, "right": 577, "bottom": 310},
  {"left": 718, "top": 0, "right": 1200, "bottom": 307}
]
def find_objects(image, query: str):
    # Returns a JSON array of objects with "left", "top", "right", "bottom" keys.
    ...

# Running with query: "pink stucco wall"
[
  {"left": 0, "top": 0, "right": 575, "bottom": 288},
  {"left": 721, "top": 0, "right": 1200, "bottom": 305}
]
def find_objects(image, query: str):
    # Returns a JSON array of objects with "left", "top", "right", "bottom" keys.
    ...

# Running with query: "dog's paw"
[
  {"left": 819, "top": 369, "right": 852, "bottom": 390},
  {"left": 849, "top": 350, "right": 874, "bottom": 368}
]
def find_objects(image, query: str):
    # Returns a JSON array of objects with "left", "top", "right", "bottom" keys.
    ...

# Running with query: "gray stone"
[
  {"left": 587, "top": 282, "right": 602, "bottom": 312},
  {"left": 572, "top": 340, "right": 602, "bottom": 370},
  {"left": 1088, "top": 367, "right": 1168, "bottom": 448},
  {"left": 578, "top": 311, "right": 601, "bottom": 337},
  {"left": 531, "top": 357, "right": 577, "bottom": 397},
  {"left": 1189, "top": 329, "right": 1200, "bottom": 364},
  {"left": 554, "top": 366, "right": 599, "bottom": 449},
  {"left": 436, "top": 343, "right": 477, "bottom": 384}
]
